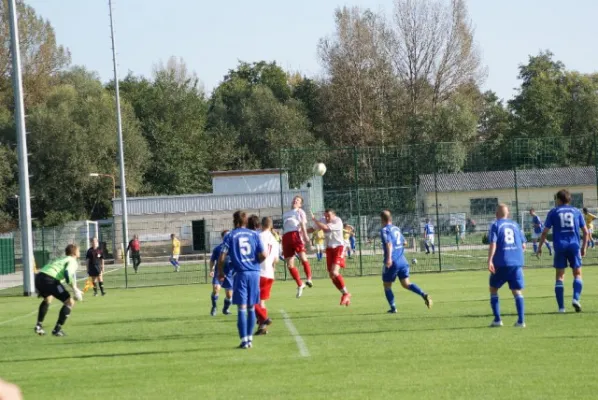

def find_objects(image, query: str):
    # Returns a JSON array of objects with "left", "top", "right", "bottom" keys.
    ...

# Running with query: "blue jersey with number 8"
[
  {"left": 489, "top": 219, "right": 525, "bottom": 268},
  {"left": 222, "top": 228, "right": 263, "bottom": 273},
  {"left": 544, "top": 206, "right": 585, "bottom": 252}
]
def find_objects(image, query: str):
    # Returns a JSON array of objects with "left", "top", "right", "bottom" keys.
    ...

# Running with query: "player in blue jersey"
[
  {"left": 209, "top": 230, "right": 233, "bottom": 317},
  {"left": 423, "top": 218, "right": 435, "bottom": 254},
  {"left": 538, "top": 190, "right": 589, "bottom": 313},
  {"left": 487, "top": 204, "right": 527, "bottom": 328},
  {"left": 380, "top": 210, "right": 432, "bottom": 313},
  {"left": 529, "top": 209, "right": 552, "bottom": 256},
  {"left": 218, "top": 211, "right": 266, "bottom": 349}
]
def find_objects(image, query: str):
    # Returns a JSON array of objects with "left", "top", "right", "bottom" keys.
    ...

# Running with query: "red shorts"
[
  {"left": 326, "top": 246, "right": 346, "bottom": 271},
  {"left": 259, "top": 277, "right": 274, "bottom": 300},
  {"left": 282, "top": 231, "right": 306, "bottom": 258}
]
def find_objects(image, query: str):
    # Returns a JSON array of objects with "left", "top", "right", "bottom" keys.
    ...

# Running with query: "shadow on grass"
[
  {"left": 300, "top": 325, "right": 489, "bottom": 337},
  {"left": 2, "top": 347, "right": 205, "bottom": 363}
]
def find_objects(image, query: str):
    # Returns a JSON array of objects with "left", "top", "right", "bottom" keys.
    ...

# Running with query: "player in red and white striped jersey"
[
  {"left": 255, "top": 217, "right": 279, "bottom": 335},
  {"left": 282, "top": 196, "right": 313, "bottom": 298},
  {"left": 310, "top": 209, "right": 351, "bottom": 306}
]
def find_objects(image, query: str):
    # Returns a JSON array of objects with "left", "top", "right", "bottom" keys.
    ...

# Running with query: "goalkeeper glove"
[{"left": 73, "top": 288, "right": 83, "bottom": 301}]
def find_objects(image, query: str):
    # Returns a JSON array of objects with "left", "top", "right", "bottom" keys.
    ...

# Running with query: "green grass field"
[{"left": 1, "top": 268, "right": 598, "bottom": 400}]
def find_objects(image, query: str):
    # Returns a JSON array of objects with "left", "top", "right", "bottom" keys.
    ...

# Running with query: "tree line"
[{"left": 1, "top": 0, "right": 597, "bottom": 229}]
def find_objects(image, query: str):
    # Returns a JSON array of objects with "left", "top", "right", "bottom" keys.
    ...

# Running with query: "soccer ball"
[
  {"left": 313, "top": 162, "right": 327, "bottom": 176},
  {"left": 411, "top": 258, "right": 418, "bottom": 265}
]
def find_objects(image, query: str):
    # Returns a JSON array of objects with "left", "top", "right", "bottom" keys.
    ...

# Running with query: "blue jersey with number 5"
[
  {"left": 380, "top": 224, "right": 407, "bottom": 265},
  {"left": 222, "top": 228, "right": 263, "bottom": 273},
  {"left": 489, "top": 219, "right": 525, "bottom": 268},
  {"left": 544, "top": 206, "right": 585, "bottom": 252}
]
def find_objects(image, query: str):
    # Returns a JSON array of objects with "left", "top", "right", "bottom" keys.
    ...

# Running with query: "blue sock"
[
  {"left": 555, "top": 281, "right": 565, "bottom": 309},
  {"left": 247, "top": 307, "right": 256, "bottom": 340},
  {"left": 223, "top": 298, "right": 231, "bottom": 311},
  {"left": 546, "top": 242, "right": 552, "bottom": 254},
  {"left": 590, "top": 239, "right": 595, "bottom": 249},
  {"left": 170, "top": 259, "right": 177, "bottom": 267},
  {"left": 408, "top": 283, "right": 425, "bottom": 297},
  {"left": 424, "top": 243, "right": 430, "bottom": 253},
  {"left": 490, "top": 294, "right": 500, "bottom": 322},
  {"left": 533, "top": 243, "right": 538, "bottom": 253},
  {"left": 211, "top": 294, "right": 218, "bottom": 308},
  {"left": 514, "top": 294, "right": 524, "bottom": 324},
  {"left": 573, "top": 278, "right": 583, "bottom": 301},
  {"left": 237, "top": 308, "right": 248, "bottom": 341},
  {"left": 384, "top": 287, "right": 395, "bottom": 309}
]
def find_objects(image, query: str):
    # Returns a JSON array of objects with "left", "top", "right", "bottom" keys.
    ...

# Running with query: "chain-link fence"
[
  {"left": 2, "top": 135, "right": 597, "bottom": 296},
  {"left": 280, "top": 135, "right": 598, "bottom": 276}
]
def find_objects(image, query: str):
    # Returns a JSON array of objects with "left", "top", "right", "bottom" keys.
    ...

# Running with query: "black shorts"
[
  {"left": 87, "top": 266, "right": 102, "bottom": 277},
  {"left": 35, "top": 273, "right": 70, "bottom": 302}
]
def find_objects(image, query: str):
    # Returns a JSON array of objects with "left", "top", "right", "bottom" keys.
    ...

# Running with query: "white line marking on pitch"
[
  {"left": 0, "top": 310, "right": 36, "bottom": 326},
  {"left": 280, "top": 309, "right": 310, "bottom": 357}
]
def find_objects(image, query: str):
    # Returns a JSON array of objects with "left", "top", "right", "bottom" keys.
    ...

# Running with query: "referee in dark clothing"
[{"left": 86, "top": 237, "right": 106, "bottom": 296}]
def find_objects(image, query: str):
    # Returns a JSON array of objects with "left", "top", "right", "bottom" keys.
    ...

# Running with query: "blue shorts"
[
  {"left": 382, "top": 262, "right": 410, "bottom": 283},
  {"left": 489, "top": 267, "right": 524, "bottom": 290},
  {"left": 553, "top": 249, "right": 582, "bottom": 269},
  {"left": 232, "top": 271, "right": 260, "bottom": 306},
  {"left": 212, "top": 274, "right": 233, "bottom": 290}
]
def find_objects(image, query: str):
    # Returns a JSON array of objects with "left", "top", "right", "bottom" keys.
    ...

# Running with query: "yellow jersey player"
[
  {"left": 583, "top": 208, "right": 596, "bottom": 249},
  {"left": 312, "top": 229, "right": 325, "bottom": 261},
  {"left": 170, "top": 234, "right": 181, "bottom": 272}
]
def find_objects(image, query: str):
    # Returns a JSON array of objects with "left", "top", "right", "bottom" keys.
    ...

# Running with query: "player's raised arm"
[{"left": 312, "top": 214, "right": 331, "bottom": 231}]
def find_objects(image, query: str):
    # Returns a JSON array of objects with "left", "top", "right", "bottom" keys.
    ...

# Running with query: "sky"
[{"left": 25, "top": 0, "right": 598, "bottom": 102}]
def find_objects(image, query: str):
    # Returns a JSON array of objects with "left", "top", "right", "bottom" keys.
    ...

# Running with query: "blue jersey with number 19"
[
  {"left": 380, "top": 224, "right": 408, "bottom": 266},
  {"left": 222, "top": 228, "right": 264, "bottom": 273},
  {"left": 489, "top": 219, "right": 526, "bottom": 268},
  {"left": 544, "top": 205, "right": 585, "bottom": 252}
]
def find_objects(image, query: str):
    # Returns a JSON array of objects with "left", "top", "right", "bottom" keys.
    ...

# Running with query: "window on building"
[
  {"left": 470, "top": 197, "right": 499, "bottom": 215},
  {"left": 571, "top": 193, "right": 584, "bottom": 208}
]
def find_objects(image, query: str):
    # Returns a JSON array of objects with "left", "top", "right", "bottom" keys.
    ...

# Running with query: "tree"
[
  {"left": 387, "top": 0, "right": 484, "bottom": 114},
  {"left": 25, "top": 67, "right": 148, "bottom": 224},
  {"left": 318, "top": 6, "right": 396, "bottom": 146},
  {"left": 119, "top": 57, "right": 210, "bottom": 195},
  {"left": 0, "top": 0, "right": 71, "bottom": 107}
]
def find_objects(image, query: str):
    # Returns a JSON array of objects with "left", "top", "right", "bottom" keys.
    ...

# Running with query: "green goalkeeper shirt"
[{"left": 40, "top": 256, "right": 79, "bottom": 285}]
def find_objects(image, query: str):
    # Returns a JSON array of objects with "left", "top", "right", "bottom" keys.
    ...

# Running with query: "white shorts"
[
  {"left": 425, "top": 235, "right": 434, "bottom": 244},
  {"left": 531, "top": 232, "right": 541, "bottom": 240},
  {"left": 315, "top": 244, "right": 324, "bottom": 252},
  {"left": 170, "top": 254, "right": 180, "bottom": 261}
]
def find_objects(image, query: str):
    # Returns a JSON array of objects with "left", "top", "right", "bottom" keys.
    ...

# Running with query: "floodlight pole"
[
  {"left": 8, "top": 0, "right": 35, "bottom": 296},
  {"left": 109, "top": 0, "right": 129, "bottom": 285}
]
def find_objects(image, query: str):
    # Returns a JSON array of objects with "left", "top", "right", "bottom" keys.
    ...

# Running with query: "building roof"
[
  {"left": 210, "top": 169, "right": 284, "bottom": 177},
  {"left": 419, "top": 166, "right": 596, "bottom": 193},
  {"left": 112, "top": 190, "right": 309, "bottom": 216}
]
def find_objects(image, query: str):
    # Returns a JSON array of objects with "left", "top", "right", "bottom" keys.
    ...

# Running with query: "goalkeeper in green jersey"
[{"left": 34, "top": 244, "right": 84, "bottom": 337}]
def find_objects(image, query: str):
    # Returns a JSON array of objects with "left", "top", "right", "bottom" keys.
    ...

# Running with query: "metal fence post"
[
  {"left": 353, "top": 147, "right": 363, "bottom": 277},
  {"left": 512, "top": 140, "right": 520, "bottom": 224},
  {"left": 433, "top": 143, "right": 442, "bottom": 272}
]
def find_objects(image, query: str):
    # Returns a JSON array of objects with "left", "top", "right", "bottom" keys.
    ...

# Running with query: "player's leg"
[
  {"left": 488, "top": 286, "right": 502, "bottom": 326},
  {"left": 90, "top": 272, "right": 98, "bottom": 295},
  {"left": 554, "top": 252, "right": 566, "bottom": 312},
  {"left": 245, "top": 273, "right": 260, "bottom": 347},
  {"left": 283, "top": 233, "right": 304, "bottom": 292},
  {"left": 52, "top": 284, "right": 75, "bottom": 337},
  {"left": 222, "top": 276, "right": 233, "bottom": 314},
  {"left": 571, "top": 251, "right": 583, "bottom": 312},
  {"left": 233, "top": 274, "right": 250, "bottom": 348},
  {"left": 210, "top": 282, "right": 221, "bottom": 316},
  {"left": 532, "top": 238, "right": 539, "bottom": 254},
  {"left": 298, "top": 251, "right": 313, "bottom": 288},
  {"left": 382, "top": 275, "right": 397, "bottom": 313},
  {"left": 424, "top": 239, "right": 430, "bottom": 254},
  {"left": 399, "top": 272, "right": 432, "bottom": 309},
  {"left": 328, "top": 249, "right": 350, "bottom": 305},
  {"left": 254, "top": 277, "right": 267, "bottom": 329},
  {"left": 430, "top": 236, "right": 435, "bottom": 254},
  {"left": 509, "top": 268, "right": 525, "bottom": 327},
  {"left": 98, "top": 273, "right": 105, "bottom": 296}
]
